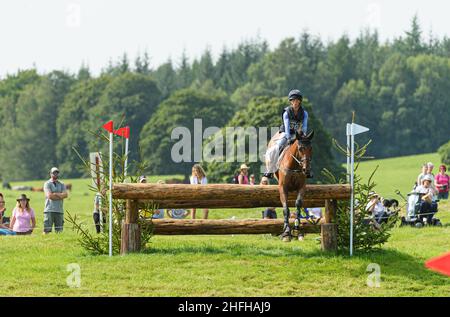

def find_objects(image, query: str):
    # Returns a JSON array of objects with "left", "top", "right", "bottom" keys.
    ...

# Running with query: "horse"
[{"left": 268, "top": 129, "right": 314, "bottom": 242}]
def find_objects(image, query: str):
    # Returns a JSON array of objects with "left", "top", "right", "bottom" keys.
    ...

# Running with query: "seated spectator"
[
  {"left": 249, "top": 174, "right": 256, "bottom": 185},
  {"left": 307, "top": 207, "right": 322, "bottom": 219},
  {"left": 2, "top": 181, "right": 11, "bottom": 190},
  {"left": 167, "top": 209, "right": 189, "bottom": 219},
  {"left": 365, "top": 192, "right": 384, "bottom": 220},
  {"left": 260, "top": 177, "right": 277, "bottom": 219},
  {"left": 9, "top": 194, "right": 36, "bottom": 235},
  {"left": 139, "top": 175, "right": 147, "bottom": 184},
  {"left": 415, "top": 175, "right": 438, "bottom": 223},
  {"left": 435, "top": 165, "right": 449, "bottom": 200}
]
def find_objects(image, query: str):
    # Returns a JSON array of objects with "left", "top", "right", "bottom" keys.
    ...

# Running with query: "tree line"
[{"left": 0, "top": 16, "right": 449, "bottom": 182}]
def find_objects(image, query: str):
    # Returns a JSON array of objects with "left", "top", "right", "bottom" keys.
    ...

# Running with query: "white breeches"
[{"left": 265, "top": 132, "right": 287, "bottom": 173}]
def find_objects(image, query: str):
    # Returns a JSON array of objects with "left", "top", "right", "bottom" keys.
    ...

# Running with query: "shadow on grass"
[
  {"left": 141, "top": 240, "right": 450, "bottom": 287},
  {"left": 353, "top": 248, "right": 450, "bottom": 288}
]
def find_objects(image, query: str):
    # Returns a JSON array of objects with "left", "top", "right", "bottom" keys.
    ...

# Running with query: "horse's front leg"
[
  {"left": 295, "top": 190, "right": 307, "bottom": 240},
  {"left": 281, "top": 189, "right": 291, "bottom": 242}
]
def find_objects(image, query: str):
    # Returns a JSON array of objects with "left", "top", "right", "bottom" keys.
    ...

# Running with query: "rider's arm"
[
  {"left": 302, "top": 110, "right": 308, "bottom": 134},
  {"left": 283, "top": 111, "right": 291, "bottom": 139}
]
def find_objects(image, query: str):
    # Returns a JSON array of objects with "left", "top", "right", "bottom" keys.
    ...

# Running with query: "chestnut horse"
[{"left": 269, "top": 129, "right": 314, "bottom": 242}]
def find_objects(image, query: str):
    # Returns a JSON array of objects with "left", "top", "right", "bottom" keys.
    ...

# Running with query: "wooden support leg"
[
  {"left": 321, "top": 199, "right": 337, "bottom": 252},
  {"left": 120, "top": 199, "right": 141, "bottom": 255}
]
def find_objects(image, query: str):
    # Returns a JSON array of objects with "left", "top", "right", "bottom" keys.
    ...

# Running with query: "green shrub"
[{"left": 438, "top": 140, "right": 450, "bottom": 165}]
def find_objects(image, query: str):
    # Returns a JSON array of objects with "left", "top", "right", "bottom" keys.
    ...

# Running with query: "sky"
[{"left": 0, "top": 0, "right": 449, "bottom": 77}]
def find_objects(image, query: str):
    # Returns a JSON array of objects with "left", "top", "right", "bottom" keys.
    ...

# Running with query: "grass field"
[{"left": 0, "top": 153, "right": 449, "bottom": 296}]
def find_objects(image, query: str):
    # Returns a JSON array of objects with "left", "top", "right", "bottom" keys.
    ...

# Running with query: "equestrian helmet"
[{"left": 288, "top": 89, "right": 303, "bottom": 101}]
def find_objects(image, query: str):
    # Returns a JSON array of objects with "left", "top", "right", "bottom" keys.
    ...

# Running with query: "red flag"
[
  {"left": 425, "top": 252, "right": 450, "bottom": 277},
  {"left": 102, "top": 120, "right": 114, "bottom": 133},
  {"left": 114, "top": 126, "right": 130, "bottom": 139}
]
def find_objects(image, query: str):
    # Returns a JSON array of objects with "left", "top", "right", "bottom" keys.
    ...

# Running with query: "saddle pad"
[{"left": 276, "top": 146, "right": 290, "bottom": 169}]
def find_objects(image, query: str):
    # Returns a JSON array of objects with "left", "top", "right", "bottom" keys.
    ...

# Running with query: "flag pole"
[
  {"left": 109, "top": 131, "right": 113, "bottom": 257},
  {"left": 124, "top": 137, "right": 129, "bottom": 178}
]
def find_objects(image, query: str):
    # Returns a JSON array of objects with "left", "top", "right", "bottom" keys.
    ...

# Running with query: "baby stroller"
[{"left": 400, "top": 191, "right": 442, "bottom": 228}]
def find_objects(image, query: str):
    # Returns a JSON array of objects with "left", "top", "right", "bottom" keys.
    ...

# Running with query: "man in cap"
[{"left": 43, "top": 167, "right": 68, "bottom": 234}]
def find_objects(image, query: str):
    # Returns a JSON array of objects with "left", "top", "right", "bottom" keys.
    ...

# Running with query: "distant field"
[
  {"left": 1, "top": 154, "right": 449, "bottom": 297},
  {"left": 356, "top": 152, "right": 443, "bottom": 198}
]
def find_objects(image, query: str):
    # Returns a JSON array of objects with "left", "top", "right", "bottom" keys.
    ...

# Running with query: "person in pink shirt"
[
  {"left": 238, "top": 164, "right": 250, "bottom": 185},
  {"left": 435, "top": 165, "right": 450, "bottom": 200},
  {"left": 9, "top": 194, "right": 36, "bottom": 235}
]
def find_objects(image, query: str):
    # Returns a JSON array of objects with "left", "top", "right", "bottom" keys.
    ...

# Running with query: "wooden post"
[
  {"left": 120, "top": 199, "right": 141, "bottom": 255},
  {"left": 321, "top": 199, "right": 338, "bottom": 252}
]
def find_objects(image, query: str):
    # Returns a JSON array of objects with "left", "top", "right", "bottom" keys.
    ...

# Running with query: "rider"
[{"left": 263, "top": 89, "right": 310, "bottom": 179}]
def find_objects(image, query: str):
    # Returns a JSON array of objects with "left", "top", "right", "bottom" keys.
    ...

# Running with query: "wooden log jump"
[
  {"left": 150, "top": 218, "right": 322, "bottom": 235},
  {"left": 113, "top": 183, "right": 349, "bottom": 255},
  {"left": 112, "top": 183, "right": 350, "bottom": 209}
]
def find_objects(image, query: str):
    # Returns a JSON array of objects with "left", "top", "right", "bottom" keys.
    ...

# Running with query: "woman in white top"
[{"left": 190, "top": 164, "right": 209, "bottom": 219}]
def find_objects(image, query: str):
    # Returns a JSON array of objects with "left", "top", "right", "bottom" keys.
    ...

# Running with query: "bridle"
[{"left": 280, "top": 140, "right": 311, "bottom": 174}]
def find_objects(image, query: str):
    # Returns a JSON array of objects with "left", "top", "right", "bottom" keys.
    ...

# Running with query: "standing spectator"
[
  {"left": 260, "top": 177, "right": 277, "bottom": 219},
  {"left": 0, "top": 193, "right": 6, "bottom": 225},
  {"left": 1, "top": 192, "right": 13, "bottom": 235},
  {"left": 249, "top": 174, "right": 256, "bottom": 185},
  {"left": 238, "top": 164, "right": 250, "bottom": 185},
  {"left": 93, "top": 189, "right": 106, "bottom": 234},
  {"left": 416, "top": 163, "right": 428, "bottom": 188},
  {"left": 152, "top": 180, "right": 166, "bottom": 219},
  {"left": 435, "top": 165, "right": 450, "bottom": 200},
  {"left": 43, "top": 167, "right": 68, "bottom": 234},
  {"left": 426, "top": 162, "right": 438, "bottom": 194},
  {"left": 190, "top": 164, "right": 209, "bottom": 219},
  {"left": 9, "top": 194, "right": 36, "bottom": 235}
]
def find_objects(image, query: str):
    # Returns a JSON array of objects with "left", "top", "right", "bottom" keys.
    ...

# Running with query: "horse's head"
[{"left": 294, "top": 130, "right": 314, "bottom": 176}]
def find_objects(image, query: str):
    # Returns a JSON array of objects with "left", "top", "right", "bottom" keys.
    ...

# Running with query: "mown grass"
[{"left": 0, "top": 154, "right": 449, "bottom": 296}]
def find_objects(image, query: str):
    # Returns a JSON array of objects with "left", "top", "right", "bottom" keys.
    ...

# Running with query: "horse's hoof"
[
  {"left": 298, "top": 235, "right": 304, "bottom": 241},
  {"left": 282, "top": 236, "right": 292, "bottom": 242}
]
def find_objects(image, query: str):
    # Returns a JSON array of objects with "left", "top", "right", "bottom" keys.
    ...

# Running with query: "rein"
[{"left": 280, "top": 142, "right": 310, "bottom": 174}]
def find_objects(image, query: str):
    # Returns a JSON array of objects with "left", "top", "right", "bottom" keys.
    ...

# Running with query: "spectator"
[
  {"left": 0, "top": 193, "right": 6, "bottom": 225},
  {"left": 249, "top": 174, "right": 256, "bottom": 185},
  {"left": 0, "top": 193, "right": 14, "bottom": 234},
  {"left": 426, "top": 162, "right": 438, "bottom": 194},
  {"left": 167, "top": 209, "right": 189, "bottom": 219},
  {"left": 190, "top": 164, "right": 209, "bottom": 219},
  {"left": 435, "top": 165, "right": 450, "bottom": 200},
  {"left": 416, "top": 163, "right": 428, "bottom": 188},
  {"left": 308, "top": 207, "right": 322, "bottom": 219},
  {"left": 93, "top": 189, "right": 106, "bottom": 234},
  {"left": 139, "top": 175, "right": 147, "bottom": 183},
  {"left": 415, "top": 175, "right": 438, "bottom": 223},
  {"left": 260, "top": 177, "right": 277, "bottom": 219},
  {"left": 238, "top": 164, "right": 250, "bottom": 185},
  {"left": 152, "top": 180, "right": 166, "bottom": 219},
  {"left": 9, "top": 194, "right": 36, "bottom": 235},
  {"left": 365, "top": 192, "right": 384, "bottom": 221},
  {"left": 43, "top": 167, "right": 68, "bottom": 234}
]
